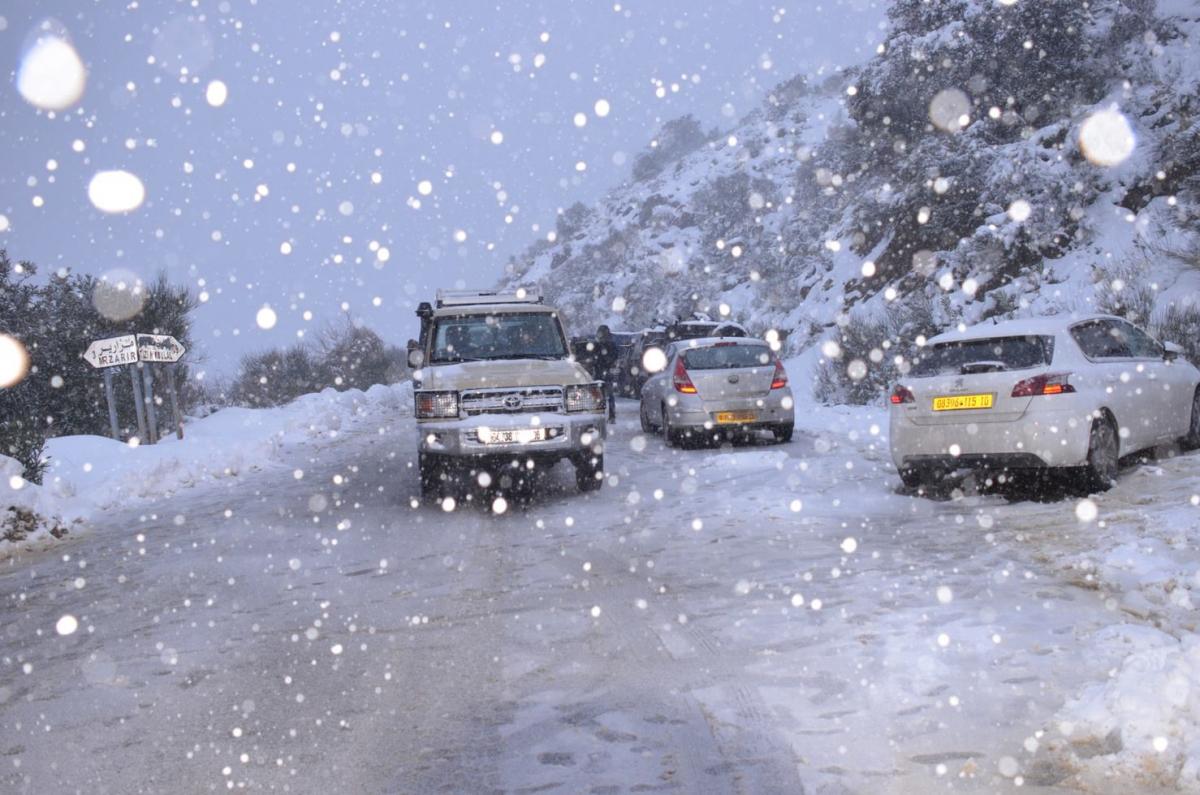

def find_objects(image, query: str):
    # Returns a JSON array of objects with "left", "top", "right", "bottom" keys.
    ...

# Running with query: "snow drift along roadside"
[{"left": 1, "top": 382, "right": 413, "bottom": 556}]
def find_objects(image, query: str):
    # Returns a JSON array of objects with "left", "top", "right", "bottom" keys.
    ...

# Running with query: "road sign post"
[
  {"left": 165, "top": 364, "right": 184, "bottom": 440},
  {"left": 102, "top": 367, "right": 120, "bottom": 439},
  {"left": 84, "top": 335, "right": 139, "bottom": 440},
  {"left": 136, "top": 334, "right": 185, "bottom": 364},
  {"left": 142, "top": 363, "right": 159, "bottom": 444},
  {"left": 129, "top": 363, "right": 148, "bottom": 442},
  {"left": 83, "top": 335, "right": 138, "bottom": 369},
  {"left": 85, "top": 333, "right": 185, "bottom": 444}
]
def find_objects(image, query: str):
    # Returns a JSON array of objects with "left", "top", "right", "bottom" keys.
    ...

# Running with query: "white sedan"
[
  {"left": 639, "top": 337, "right": 795, "bottom": 446},
  {"left": 889, "top": 314, "right": 1200, "bottom": 492}
]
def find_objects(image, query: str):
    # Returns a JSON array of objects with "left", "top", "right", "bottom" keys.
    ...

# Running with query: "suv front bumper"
[{"left": 417, "top": 411, "right": 606, "bottom": 459}]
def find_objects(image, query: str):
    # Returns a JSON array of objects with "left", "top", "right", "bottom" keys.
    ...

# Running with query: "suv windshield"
[
  {"left": 430, "top": 312, "right": 567, "bottom": 363},
  {"left": 682, "top": 344, "right": 772, "bottom": 370},
  {"left": 910, "top": 335, "right": 1054, "bottom": 377}
]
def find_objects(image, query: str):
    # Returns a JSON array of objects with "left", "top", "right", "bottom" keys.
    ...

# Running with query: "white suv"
[{"left": 408, "top": 289, "right": 607, "bottom": 498}]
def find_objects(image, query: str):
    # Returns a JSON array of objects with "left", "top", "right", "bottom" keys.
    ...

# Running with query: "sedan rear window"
[
  {"left": 910, "top": 335, "right": 1054, "bottom": 377},
  {"left": 682, "top": 344, "right": 772, "bottom": 370}
]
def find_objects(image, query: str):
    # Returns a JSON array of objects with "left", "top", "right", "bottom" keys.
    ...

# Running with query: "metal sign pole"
[
  {"left": 129, "top": 364, "right": 148, "bottom": 442},
  {"left": 165, "top": 364, "right": 184, "bottom": 440},
  {"left": 102, "top": 367, "right": 120, "bottom": 439},
  {"left": 143, "top": 364, "right": 159, "bottom": 445}
]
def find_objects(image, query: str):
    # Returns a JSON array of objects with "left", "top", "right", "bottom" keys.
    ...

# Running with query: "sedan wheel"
[
  {"left": 1080, "top": 417, "right": 1119, "bottom": 493},
  {"left": 1184, "top": 390, "right": 1200, "bottom": 451}
]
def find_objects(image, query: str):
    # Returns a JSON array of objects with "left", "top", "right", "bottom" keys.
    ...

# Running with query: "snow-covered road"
[{"left": 2, "top": 398, "right": 1197, "bottom": 793}]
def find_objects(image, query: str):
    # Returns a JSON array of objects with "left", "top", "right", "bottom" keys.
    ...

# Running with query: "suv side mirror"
[
  {"left": 407, "top": 347, "right": 425, "bottom": 368},
  {"left": 1164, "top": 341, "right": 1185, "bottom": 361}
]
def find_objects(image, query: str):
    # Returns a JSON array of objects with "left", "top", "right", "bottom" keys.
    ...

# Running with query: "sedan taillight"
[
  {"left": 890, "top": 384, "right": 915, "bottom": 405},
  {"left": 1012, "top": 372, "right": 1076, "bottom": 397}
]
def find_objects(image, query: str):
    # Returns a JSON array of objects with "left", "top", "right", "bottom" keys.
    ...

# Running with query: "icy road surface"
[{"left": 1, "top": 399, "right": 1187, "bottom": 793}]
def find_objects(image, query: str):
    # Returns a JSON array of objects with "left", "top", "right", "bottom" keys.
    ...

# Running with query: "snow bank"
[
  {"left": 1028, "top": 459, "right": 1200, "bottom": 789},
  {"left": 2, "top": 382, "right": 412, "bottom": 555},
  {"left": 1042, "top": 625, "right": 1200, "bottom": 790},
  {"left": 1, "top": 455, "right": 72, "bottom": 557}
]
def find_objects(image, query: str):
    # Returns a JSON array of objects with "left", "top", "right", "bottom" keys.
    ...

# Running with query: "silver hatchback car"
[{"left": 639, "top": 337, "right": 795, "bottom": 446}]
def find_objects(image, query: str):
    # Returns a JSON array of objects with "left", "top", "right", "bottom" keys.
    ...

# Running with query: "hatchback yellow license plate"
[
  {"left": 715, "top": 411, "right": 757, "bottom": 424},
  {"left": 932, "top": 393, "right": 994, "bottom": 411}
]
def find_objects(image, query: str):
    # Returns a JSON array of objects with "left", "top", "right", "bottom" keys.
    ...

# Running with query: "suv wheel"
[
  {"left": 575, "top": 452, "right": 604, "bottom": 492},
  {"left": 418, "top": 452, "right": 442, "bottom": 499}
]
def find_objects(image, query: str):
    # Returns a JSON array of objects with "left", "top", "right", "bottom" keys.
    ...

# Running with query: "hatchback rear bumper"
[{"left": 666, "top": 390, "right": 795, "bottom": 429}]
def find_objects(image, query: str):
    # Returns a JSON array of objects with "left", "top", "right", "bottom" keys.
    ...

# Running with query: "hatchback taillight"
[
  {"left": 770, "top": 358, "right": 788, "bottom": 390},
  {"left": 1012, "top": 372, "right": 1076, "bottom": 397},
  {"left": 673, "top": 357, "right": 697, "bottom": 394},
  {"left": 890, "top": 384, "right": 915, "bottom": 405}
]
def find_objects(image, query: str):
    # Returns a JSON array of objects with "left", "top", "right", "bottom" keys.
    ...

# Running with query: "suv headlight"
[
  {"left": 565, "top": 383, "right": 605, "bottom": 413},
  {"left": 415, "top": 390, "right": 459, "bottom": 419}
]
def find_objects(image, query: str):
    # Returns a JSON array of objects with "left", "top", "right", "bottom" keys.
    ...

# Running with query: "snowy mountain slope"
[{"left": 502, "top": 0, "right": 1200, "bottom": 396}]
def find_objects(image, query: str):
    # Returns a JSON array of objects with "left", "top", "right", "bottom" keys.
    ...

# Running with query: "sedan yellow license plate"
[
  {"left": 715, "top": 411, "right": 757, "bottom": 424},
  {"left": 932, "top": 393, "right": 994, "bottom": 411}
]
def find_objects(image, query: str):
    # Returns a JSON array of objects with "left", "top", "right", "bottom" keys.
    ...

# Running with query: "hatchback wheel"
[
  {"left": 662, "top": 403, "right": 684, "bottom": 448},
  {"left": 1080, "top": 417, "right": 1119, "bottom": 493},
  {"left": 1184, "top": 390, "right": 1200, "bottom": 451},
  {"left": 639, "top": 401, "right": 656, "bottom": 434},
  {"left": 773, "top": 423, "right": 794, "bottom": 444}
]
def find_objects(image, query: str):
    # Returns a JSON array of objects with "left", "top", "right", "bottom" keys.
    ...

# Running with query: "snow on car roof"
[
  {"left": 431, "top": 302, "right": 556, "bottom": 317},
  {"left": 667, "top": 335, "right": 766, "bottom": 351},
  {"left": 927, "top": 313, "right": 1122, "bottom": 344}
]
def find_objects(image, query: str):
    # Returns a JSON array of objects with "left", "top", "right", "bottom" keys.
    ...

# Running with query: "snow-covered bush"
[
  {"left": 631, "top": 115, "right": 709, "bottom": 182},
  {"left": 1153, "top": 303, "right": 1200, "bottom": 365},
  {"left": 691, "top": 172, "right": 778, "bottom": 248},
  {"left": 815, "top": 294, "right": 942, "bottom": 405},
  {"left": 229, "top": 322, "right": 407, "bottom": 408}
]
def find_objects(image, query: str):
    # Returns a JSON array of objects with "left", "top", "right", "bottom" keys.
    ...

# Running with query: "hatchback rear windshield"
[
  {"left": 910, "top": 335, "right": 1053, "bottom": 377},
  {"left": 682, "top": 344, "right": 772, "bottom": 370}
]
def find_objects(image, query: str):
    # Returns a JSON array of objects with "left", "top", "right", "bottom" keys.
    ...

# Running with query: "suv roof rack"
[{"left": 435, "top": 288, "right": 543, "bottom": 308}]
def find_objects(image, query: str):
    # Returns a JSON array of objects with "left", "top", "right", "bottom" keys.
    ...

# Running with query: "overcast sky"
[{"left": 1, "top": 0, "right": 885, "bottom": 375}]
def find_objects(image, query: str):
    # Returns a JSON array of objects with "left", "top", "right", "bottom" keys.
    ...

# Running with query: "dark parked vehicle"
[{"left": 624, "top": 318, "right": 748, "bottom": 397}]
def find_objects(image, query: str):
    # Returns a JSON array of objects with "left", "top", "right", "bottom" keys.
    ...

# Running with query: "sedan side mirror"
[{"left": 1164, "top": 341, "right": 1185, "bottom": 361}]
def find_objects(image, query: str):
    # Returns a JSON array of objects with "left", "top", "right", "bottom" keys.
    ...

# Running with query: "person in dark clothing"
[{"left": 593, "top": 325, "right": 619, "bottom": 421}]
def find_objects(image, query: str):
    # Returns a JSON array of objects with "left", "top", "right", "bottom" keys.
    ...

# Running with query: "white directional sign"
[
  {"left": 136, "top": 333, "right": 186, "bottom": 363},
  {"left": 82, "top": 335, "right": 138, "bottom": 368}
]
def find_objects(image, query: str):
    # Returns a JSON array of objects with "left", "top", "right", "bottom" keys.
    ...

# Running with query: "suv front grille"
[{"left": 460, "top": 386, "right": 564, "bottom": 416}]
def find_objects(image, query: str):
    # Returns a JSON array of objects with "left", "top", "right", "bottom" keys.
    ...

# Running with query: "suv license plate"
[
  {"left": 932, "top": 394, "right": 994, "bottom": 411},
  {"left": 715, "top": 411, "right": 757, "bottom": 424},
  {"left": 485, "top": 428, "right": 546, "bottom": 444}
]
